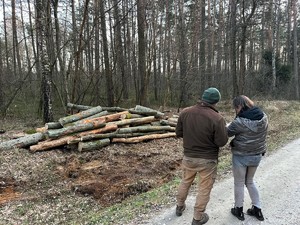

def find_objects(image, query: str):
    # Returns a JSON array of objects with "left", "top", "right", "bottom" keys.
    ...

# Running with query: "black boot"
[
  {"left": 175, "top": 204, "right": 186, "bottom": 216},
  {"left": 231, "top": 207, "right": 245, "bottom": 221},
  {"left": 247, "top": 205, "right": 264, "bottom": 221}
]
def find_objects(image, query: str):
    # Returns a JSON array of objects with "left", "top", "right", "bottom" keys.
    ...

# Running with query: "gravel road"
[{"left": 140, "top": 138, "right": 300, "bottom": 225}]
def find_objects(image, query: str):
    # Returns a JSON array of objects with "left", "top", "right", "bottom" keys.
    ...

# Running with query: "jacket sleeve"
[
  {"left": 175, "top": 115, "right": 183, "bottom": 138},
  {"left": 227, "top": 119, "right": 241, "bottom": 137},
  {"left": 214, "top": 117, "right": 228, "bottom": 147}
]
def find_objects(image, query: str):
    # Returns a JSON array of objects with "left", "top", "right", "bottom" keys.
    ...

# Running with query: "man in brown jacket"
[{"left": 175, "top": 87, "right": 228, "bottom": 225}]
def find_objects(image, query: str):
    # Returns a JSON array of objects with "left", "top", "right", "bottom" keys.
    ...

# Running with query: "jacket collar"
[{"left": 197, "top": 100, "right": 219, "bottom": 113}]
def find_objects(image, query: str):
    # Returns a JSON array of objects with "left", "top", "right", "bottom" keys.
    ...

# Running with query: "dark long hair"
[{"left": 232, "top": 95, "right": 254, "bottom": 113}]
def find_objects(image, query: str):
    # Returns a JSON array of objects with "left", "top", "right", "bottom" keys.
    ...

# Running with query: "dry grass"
[{"left": 1, "top": 100, "right": 300, "bottom": 225}]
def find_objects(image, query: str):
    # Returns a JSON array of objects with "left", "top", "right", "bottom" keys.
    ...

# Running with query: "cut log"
[
  {"left": 129, "top": 105, "right": 164, "bottom": 118},
  {"left": 109, "top": 116, "right": 157, "bottom": 127},
  {"left": 67, "top": 103, "right": 92, "bottom": 111},
  {"left": 36, "top": 127, "right": 47, "bottom": 133},
  {"left": 67, "top": 130, "right": 168, "bottom": 145},
  {"left": 125, "top": 113, "right": 143, "bottom": 119},
  {"left": 112, "top": 132, "right": 176, "bottom": 143},
  {"left": 160, "top": 119, "right": 177, "bottom": 127},
  {"left": 68, "top": 111, "right": 109, "bottom": 126},
  {"left": 168, "top": 117, "right": 178, "bottom": 123},
  {"left": 59, "top": 105, "right": 103, "bottom": 126},
  {"left": 77, "top": 111, "right": 129, "bottom": 125},
  {"left": 78, "top": 138, "right": 110, "bottom": 152},
  {"left": 45, "top": 122, "right": 63, "bottom": 129},
  {"left": 79, "top": 110, "right": 109, "bottom": 120},
  {"left": 0, "top": 133, "right": 45, "bottom": 150},
  {"left": 101, "top": 106, "right": 128, "bottom": 112},
  {"left": 30, "top": 136, "right": 77, "bottom": 152},
  {"left": 31, "top": 124, "right": 117, "bottom": 152},
  {"left": 77, "top": 124, "right": 118, "bottom": 137},
  {"left": 116, "top": 125, "right": 175, "bottom": 134},
  {"left": 46, "top": 120, "right": 106, "bottom": 138}
]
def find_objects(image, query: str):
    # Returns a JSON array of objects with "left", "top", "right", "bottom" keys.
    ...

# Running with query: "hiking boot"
[
  {"left": 191, "top": 213, "right": 209, "bottom": 225},
  {"left": 247, "top": 205, "right": 264, "bottom": 221},
  {"left": 175, "top": 204, "right": 186, "bottom": 216},
  {"left": 231, "top": 207, "right": 245, "bottom": 221}
]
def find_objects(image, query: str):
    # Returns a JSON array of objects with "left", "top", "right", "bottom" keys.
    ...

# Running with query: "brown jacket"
[{"left": 176, "top": 101, "right": 228, "bottom": 159}]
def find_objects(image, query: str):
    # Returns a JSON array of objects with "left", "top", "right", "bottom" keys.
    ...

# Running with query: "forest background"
[{"left": 0, "top": 0, "right": 299, "bottom": 122}]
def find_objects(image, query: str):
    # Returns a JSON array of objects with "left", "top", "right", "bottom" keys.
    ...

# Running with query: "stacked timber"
[{"left": 0, "top": 104, "right": 178, "bottom": 152}]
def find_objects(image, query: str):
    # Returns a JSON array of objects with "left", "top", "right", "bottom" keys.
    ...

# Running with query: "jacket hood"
[{"left": 238, "top": 112, "right": 268, "bottom": 133}]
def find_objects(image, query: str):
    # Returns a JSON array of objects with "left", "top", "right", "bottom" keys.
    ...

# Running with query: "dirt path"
[{"left": 138, "top": 138, "right": 300, "bottom": 225}]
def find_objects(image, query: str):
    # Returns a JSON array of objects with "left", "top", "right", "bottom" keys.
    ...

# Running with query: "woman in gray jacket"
[{"left": 227, "top": 95, "right": 268, "bottom": 221}]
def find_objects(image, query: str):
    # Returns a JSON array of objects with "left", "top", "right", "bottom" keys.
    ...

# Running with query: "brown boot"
[
  {"left": 175, "top": 203, "right": 186, "bottom": 216},
  {"left": 191, "top": 213, "right": 209, "bottom": 225}
]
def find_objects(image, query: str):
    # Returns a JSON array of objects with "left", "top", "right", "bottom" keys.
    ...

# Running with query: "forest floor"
[{"left": 0, "top": 100, "right": 300, "bottom": 225}]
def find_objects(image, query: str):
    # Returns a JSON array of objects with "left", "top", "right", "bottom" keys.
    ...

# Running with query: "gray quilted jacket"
[{"left": 227, "top": 107, "right": 268, "bottom": 156}]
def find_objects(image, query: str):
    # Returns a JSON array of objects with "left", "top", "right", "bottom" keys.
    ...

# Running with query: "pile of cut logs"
[{"left": 0, "top": 103, "right": 178, "bottom": 152}]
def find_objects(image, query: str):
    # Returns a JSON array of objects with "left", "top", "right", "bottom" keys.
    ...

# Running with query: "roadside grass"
[{"left": 71, "top": 100, "right": 300, "bottom": 225}]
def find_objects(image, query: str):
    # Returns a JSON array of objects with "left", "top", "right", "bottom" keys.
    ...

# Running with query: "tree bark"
[
  {"left": 78, "top": 138, "right": 110, "bottom": 152},
  {"left": 46, "top": 120, "right": 106, "bottom": 138},
  {"left": 30, "top": 136, "right": 76, "bottom": 152},
  {"left": 292, "top": 0, "right": 299, "bottom": 99},
  {"left": 129, "top": 105, "right": 164, "bottom": 117},
  {"left": 137, "top": 0, "right": 147, "bottom": 105},
  {"left": 100, "top": 0, "right": 114, "bottom": 106},
  {"left": 31, "top": 124, "right": 118, "bottom": 152},
  {"left": 110, "top": 116, "right": 157, "bottom": 127},
  {"left": 59, "top": 106, "right": 103, "bottom": 126},
  {"left": 112, "top": 132, "right": 176, "bottom": 143},
  {"left": 116, "top": 125, "right": 175, "bottom": 134},
  {"left": 0, "top": 133, "right": 45, "bottom": 150}
]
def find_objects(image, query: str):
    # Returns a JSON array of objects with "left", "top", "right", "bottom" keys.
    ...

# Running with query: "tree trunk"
[
  {"left": 46, "top": 120, "right": 106, "bottom": 138},
  {"left": 78, "top": 138, "right": 110, "bottom": 152},
  {"left": 76, "top": 111, "right": 129, "bottom": 125},
  {"left": 292, "top": 0, "right": 299, "bottom": 99},
  {"left": 178, "top": 0, "right": 188, "bottom": 107},
  {"left": 199, "top": 0, "right": 206, "bottom": 92},
  {"left": 230, "top": 0, "right": 238, "bottom": 97},
  {"left": 59, "top": 106, "right": 103, "bottom": 126},
  {"left": 110, "top": 116, "right": 157, "bottom": 127},
  {"left": 0, "top": 133, "right": 45, "bottom": 150},
  {"left": 129, "top": 105, "right": 164, "bottom": 117},
  {"left": 116, "top": 125, "right": 175, "bottom": 134},
  {"left": 112, "top": 132, "right": 176, "bottom": 143},
  {"left": 239, "top": 0, "right": 257, "bottom": 94},
  {"left": 100, "top": 0, "right": 114, "bottom": 106},
  {"left": 113, "top": 0, "right": 128, "bottom": 99},
  {"left": 137, "top": 0, "right": 147, "bottom": 105},
  {"left": 30, "top": 136, "right": 76, "bottom": 152}
]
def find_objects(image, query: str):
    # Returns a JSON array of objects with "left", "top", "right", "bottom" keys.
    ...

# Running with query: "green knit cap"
[{"left": 201, "top": 87, "right": 221, "bottom": 104}]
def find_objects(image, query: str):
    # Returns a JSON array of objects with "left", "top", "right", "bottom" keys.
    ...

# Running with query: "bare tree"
[
  {"left": 292, "top": 0, "right": 299, "bottom": 99},
  {"left": 36, "top": 0, "right": 53, "bottom": 122},
  {"left": 113, "top": 0, "right": 128, "bottom": 100},
  {"left": 239, "top": 0, "right": 257, "bottom": 94},
  {"left": 100, "top": 0, "right": 115, "bottom": 106},
  {"left": 137, "top": 0, "right": 147, "bottom": 105},
  {"left": 11, "top": 0, "right": 22, "bottom": 77},
  {"left": 230, "top": 0, "right": 239, "bottom": 97}
]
